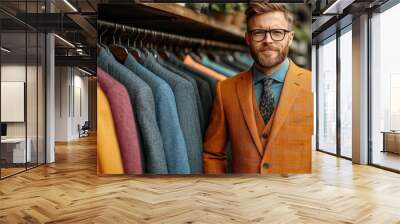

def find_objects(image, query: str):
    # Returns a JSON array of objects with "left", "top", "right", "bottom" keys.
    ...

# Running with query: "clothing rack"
[{"left": 97, "top": 20, "right": 248, "bottom": 52}]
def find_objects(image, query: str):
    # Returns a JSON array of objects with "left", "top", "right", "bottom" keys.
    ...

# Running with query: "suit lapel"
[
  {"left": 236, "top": 71, "right": 263, "bottom": 156},
  {"left": 267, "top": 61, "right": 303, "bottom": 145}
]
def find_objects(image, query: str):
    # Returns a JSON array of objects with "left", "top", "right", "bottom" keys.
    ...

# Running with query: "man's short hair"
[{"left": 245, "top": 1, "right": 293, "bottom": 30}]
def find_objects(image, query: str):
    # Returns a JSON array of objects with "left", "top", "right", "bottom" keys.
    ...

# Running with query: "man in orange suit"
[{"left": 203, "top": 2, "right": 313, "bottom": 174}]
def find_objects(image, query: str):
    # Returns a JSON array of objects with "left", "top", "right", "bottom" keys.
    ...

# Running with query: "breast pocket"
[
  {"left": 288, "top": 100, "right": 307, "bottom": 123},
  {"left": 284, "top": 96, "right": 313, "bottom": 137}
]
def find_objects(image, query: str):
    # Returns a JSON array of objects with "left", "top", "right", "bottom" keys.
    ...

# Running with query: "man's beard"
[{"left": 250, "top": 44, "right": 289, "bottom": 69}]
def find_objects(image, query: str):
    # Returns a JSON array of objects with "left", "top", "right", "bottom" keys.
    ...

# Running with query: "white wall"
[
  {"left": 72, "top": 72, "right": 89, "bottom": 138},
  {"left": 55, "top": 66, "right": 89, "bottom": 141},
  {"left": 1, "top": 82, "right": 25, "bottom": 122},
  {"left": 1, "top": 65, "right": 36, "bottom": 138},
  {"left": 55, "top": 66, "right": 70, "bottom": 141},
  {"left": 1, "top": 63, "right": 46, "bottom": 164}
]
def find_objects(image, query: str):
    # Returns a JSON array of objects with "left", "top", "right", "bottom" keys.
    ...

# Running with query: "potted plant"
[
  {"left": 232, "top": 3, "right": 247, "bottom": 27},
  {"left": 186, "top": 3, "right": 209, "bottom": 14},
  {"left": 210, "top": 3, "right": 235, "bottom": 24}
]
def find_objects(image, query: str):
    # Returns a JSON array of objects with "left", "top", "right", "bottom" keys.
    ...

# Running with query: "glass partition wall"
[
  {"left": 315, "top": 0, "right": 400, "bottom": 172},
  {"left": 317, "top": 35, "right": 337, "bottom": 155},
  {"left": 370, "top": 3, "right": 400, "bottom": 172},
  {"left": 315, "top": 25, "right": 353, "bottom": 159},
  {"left": 0, "top": 1, "right": 46, "bottom": 179},
  {"left": 339, "top": 26, "right": 352, "bottom": 159}
]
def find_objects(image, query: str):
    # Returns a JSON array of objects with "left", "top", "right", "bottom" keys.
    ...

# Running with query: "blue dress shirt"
[{"left": 253, "top": 58, "right": 289, "bottom": 106}]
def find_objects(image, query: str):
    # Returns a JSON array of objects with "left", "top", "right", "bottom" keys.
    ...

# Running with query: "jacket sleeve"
[{"left": 203, "top": 81, "right": 228, "bottom": 174}]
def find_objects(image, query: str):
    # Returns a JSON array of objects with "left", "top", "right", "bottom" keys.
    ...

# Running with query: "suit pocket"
[{"left": 287, "top": 91, "right": 313, "bottom": 125}]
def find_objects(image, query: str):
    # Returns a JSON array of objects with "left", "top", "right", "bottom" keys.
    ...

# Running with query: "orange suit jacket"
[{"left": 203, "top": 60, "right": 313, "bottom": 174}]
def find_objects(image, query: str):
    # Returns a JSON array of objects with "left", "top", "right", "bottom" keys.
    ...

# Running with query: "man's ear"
[
  {"left": 288, "top": 31, "right": 294, "bottom": 46},
  {"left": 245, "top": 32, "right": 251, "bottom": 46}
]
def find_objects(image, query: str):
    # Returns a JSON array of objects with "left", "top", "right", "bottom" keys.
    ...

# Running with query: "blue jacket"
[
  {"left": 158, "top": 58, "right": 213, "bottom": 136},
  {"left": 157, "top": 57, "right": 205, "bottom": 134},
  {"left": 139, "top": 52, "right": 203, "bottom": 174},
  {"left": 124, "top": 54, "right": 190, "bottom": 174}
]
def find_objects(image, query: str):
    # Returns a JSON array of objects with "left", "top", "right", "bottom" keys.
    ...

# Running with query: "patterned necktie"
[{"left": 259, "top": 78, "right": 275, "bottom": 124}]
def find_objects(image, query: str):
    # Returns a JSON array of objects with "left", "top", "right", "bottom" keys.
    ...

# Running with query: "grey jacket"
[
  {"left": 139, "top": 52, "right": 203, "bottom": 174},
  {"left": 158, "top": 58, "right": 213, "bottom": 136},
  {"left": 97, "top": 48, "right": 168, "bottom": 174},
  {"left": 124, "top": 54, "right": 190, "bottom": 174},
  {"left": 157, "top": 57, "right": 206, "bottom": 133},
  {"left": 166, "top": 53, "right": 218, "bottom": 96}
]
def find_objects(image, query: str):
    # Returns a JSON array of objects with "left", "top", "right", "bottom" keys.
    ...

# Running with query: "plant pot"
[
  {"left": 215, "top": 14, "right": 234, "bottom": 24},
  {"left": 215, "top": 14, "right": 226, "bottom": 22},
  {"left": 224, "top": 14, "right": 234, "bottom": 24},
  {"left": 232, "top": 11, "right": 245, "bottom": 27}
]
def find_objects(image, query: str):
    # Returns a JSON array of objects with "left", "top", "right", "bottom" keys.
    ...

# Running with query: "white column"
[
  {"left": 46, "top": 1, "right": 55, "bottom": 163},
  {"left": 312, "top": 45, "right": 317, "bottom": 151},
  {"left": 352, "top": 14, "right": 369, "bottom": 164}
]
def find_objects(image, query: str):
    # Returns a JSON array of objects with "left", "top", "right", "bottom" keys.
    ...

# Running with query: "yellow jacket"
[{"left": 97, "top": 86, "right": 124, "bottom": 174}]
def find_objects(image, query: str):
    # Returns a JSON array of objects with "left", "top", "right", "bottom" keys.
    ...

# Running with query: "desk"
[
  {"left": 1, "top": 138, "right": 31, "bottom": 163},
  {"left": 381, "top": 131, "right": 400, "bottom": 154}
]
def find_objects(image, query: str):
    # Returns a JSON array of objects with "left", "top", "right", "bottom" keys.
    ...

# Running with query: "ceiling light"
[
  {"left": 63, "top": 0, "right": 78, "bottom": 12},
  {"left": 54, "top": 34, "right": 75, "bottom": 48},
  {"left": 323, "top": 0, "right": 342, "bottom": 14},
  {"left": 1, "top": 47, "right": 11, "bottom": 53},
  {"left": 78, "top": 67, "right": 93, "bottom": 76},
  {"left": 322, "top": 0, "right": 355, "bottom": 15},
  {"left": 76, "top": 49, "right": 85, "bottom": 55}
]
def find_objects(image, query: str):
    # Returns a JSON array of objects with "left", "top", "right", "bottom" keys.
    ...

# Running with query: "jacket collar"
[{"left": 252, "top": 57, "right": 289, "bottom": 84}]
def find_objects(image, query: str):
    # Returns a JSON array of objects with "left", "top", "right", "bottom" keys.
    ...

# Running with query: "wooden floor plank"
[{"left": 0, "top": 135, "right": 399, "bottom": 223}]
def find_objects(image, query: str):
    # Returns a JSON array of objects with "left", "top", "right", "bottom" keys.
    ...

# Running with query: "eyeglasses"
[{"left": 249, "top": 29, "right": 290, "bottom": 42}]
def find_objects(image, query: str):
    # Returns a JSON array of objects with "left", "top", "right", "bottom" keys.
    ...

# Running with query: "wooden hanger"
[
  {"left": 110, "top": 46, "right": 128, "bottom": 63},
  {"left": 129, "top": 28, "right": 150, "bottom": 60},
  {"left": 109, "top": 24, "right": 128, "bottom": 63},
  {"left": 127, "top": 26, "right": 142, "bottom": 60}
]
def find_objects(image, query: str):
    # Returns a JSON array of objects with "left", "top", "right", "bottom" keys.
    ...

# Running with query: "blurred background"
[{"left": 184, "top": 3, "right": 311, "bottom": 69}]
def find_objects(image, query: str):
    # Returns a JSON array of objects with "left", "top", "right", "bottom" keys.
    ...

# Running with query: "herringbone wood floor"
[{"left": 1, "top": 135, "right": 400, "bottom": 224}]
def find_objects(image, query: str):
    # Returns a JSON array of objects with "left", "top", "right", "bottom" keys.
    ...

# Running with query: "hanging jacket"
[
  {"left": 124, "top": 54, "right": 190, "bottom": 174},
  {"left": 98, "top": 48, "right": 168, "bottom": 174},
  {"left": 97, "top": 68, "right": 143, "bottom": 174}
]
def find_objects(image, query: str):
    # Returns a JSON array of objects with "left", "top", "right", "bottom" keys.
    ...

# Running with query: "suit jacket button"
[
  {"left": 262, "top": 132, "right": 268, "bottom": 139},
  {"left": 262, "top": 163, "right": 270, "bottom": 169}
]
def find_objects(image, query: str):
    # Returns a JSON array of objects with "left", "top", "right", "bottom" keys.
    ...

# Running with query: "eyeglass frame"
[{"left": 248, "top": 28, "right": 291, "bottom": 42}]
